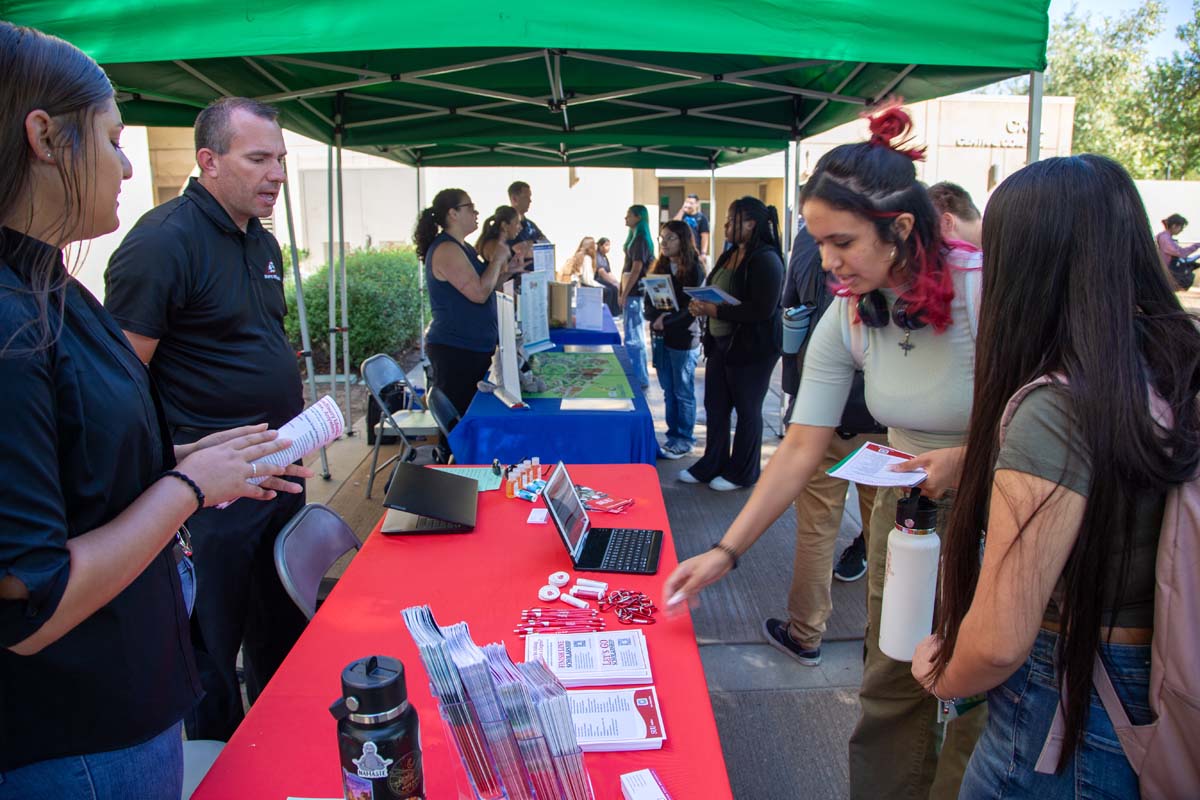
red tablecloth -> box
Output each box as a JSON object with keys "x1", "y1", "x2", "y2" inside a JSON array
[{"x1": 192, "y1": 464, "x2": 731, "y2": 800}]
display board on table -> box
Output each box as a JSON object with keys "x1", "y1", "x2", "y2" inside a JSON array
[
  {"x1": 524, "y1": 352, "x2": 635, "y2": 409},
  {"x1": 492, "y1": 291, "x2": 524, "y2": 408},
  {"x1": 519, "y1": 271, "x2": 554, "y2": 354}
]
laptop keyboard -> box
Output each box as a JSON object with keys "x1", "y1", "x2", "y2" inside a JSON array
[
  {"x1": 599, "y1": 528, "x2": 656, "y2": 571},
  {"x1": 415, "y1": 516, "x2": 460, "y2": 531}
]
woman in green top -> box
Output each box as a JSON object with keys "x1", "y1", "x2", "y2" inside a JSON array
[{"x1": 913, "y1": 155, "x2": 1199, "y2": 796}]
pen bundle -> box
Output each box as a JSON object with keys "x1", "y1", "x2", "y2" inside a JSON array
[{"x1": 402, "y1": 605, "x2": 594, "y2": 800}]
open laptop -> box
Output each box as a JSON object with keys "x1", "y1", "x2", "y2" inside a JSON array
[
  {"x1": 542, "y1": 462, "x2": 662, "y2": 574},
  {"x1": 381, "y1": 463, "x2": 478, "y2": 534}
]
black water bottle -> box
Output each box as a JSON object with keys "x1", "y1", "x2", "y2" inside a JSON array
[{"x1": 329, "y1": 655, "x2": 424, "y2": 800}]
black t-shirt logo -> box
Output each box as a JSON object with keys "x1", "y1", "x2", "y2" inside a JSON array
[{"x1": 263, "y1": 260, "x2": 281, "y2": 281}]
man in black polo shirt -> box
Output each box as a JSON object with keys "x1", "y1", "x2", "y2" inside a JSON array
[{"x1": 104, "y1": 97, "x2": 306, "y2": 742}]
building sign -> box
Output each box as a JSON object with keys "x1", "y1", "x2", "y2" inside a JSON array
[{"x1": 956, "y1": 118, "x2": 1045, "y2": 149}]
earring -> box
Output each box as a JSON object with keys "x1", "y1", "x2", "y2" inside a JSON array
[{"x1": 889, "y1": 247, "x2": 897, "y2": 262}]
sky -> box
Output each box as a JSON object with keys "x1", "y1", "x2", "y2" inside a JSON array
[{"x1": 1048, "y1": 0, "x2": 1195, "y2": 61}]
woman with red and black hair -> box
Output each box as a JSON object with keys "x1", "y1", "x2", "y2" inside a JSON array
[{"x1": 665, "y1": 106, "x2": 985, "y2": 799}]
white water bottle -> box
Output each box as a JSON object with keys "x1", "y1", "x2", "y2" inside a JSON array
[{"x1": 879, "y1": 488, "x2": 941, "y2": 661}]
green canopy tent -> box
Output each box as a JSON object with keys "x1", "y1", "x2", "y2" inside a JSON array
[{"x1": 4, "y1": 0, "x2": 1049, "y2": 471}]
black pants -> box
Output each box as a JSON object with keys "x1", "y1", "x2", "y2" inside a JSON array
[
  {"x1": 427, "y1": 342, "x2": 494, "y2": 417},
  {"x1": 689, "y1": 342, "x2": 778, "y2": 487},
  {"x1": 179, "y1": 459, "x2": 307, "y2": 741}
]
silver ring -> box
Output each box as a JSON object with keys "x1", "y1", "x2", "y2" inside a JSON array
[{"x1": 251, "y1": 463, "x2": 258, "y2": 477}]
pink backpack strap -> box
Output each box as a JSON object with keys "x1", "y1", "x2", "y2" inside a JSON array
[{"x1": 998, "y1": 374, "x2": 1062, "y2": 447}]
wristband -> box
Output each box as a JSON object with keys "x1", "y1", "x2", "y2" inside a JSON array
[
  {"x1": 710, "y1": 542, "x2": 739, "y2": 569},
  {"x1": 163, "y1": 470, "x2": 205, "y2": 512}
]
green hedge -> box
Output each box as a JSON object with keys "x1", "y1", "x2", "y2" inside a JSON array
[{"x1": 284, "y1": 246, "x2": 429, "y2": 374}]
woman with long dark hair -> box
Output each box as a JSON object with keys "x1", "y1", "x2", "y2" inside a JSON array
[
  {"x1": 0, "y1": 23, "x2": 308, "y2": 798},
  {"x1": 665, "y1": 108, "x2": 986, "y2": 799},
  {"x1": 911, "y1": 155, "x2": 1198, "y2": 797},
  {"x1": 415, "y1": 188, "x2": 517, "y2": 415},
  {"x1": 647, "y1": 220, "x2": 705, "y2": 458},
  {"x1": 474, "y1": 204, "x2": 522, "y2": 266},
  {"x1": 678, "y1": 197, "x2": 784, "y2": 489},
  {"x1": 618, "y1": 205, "x2": 656, "y2": 389}
]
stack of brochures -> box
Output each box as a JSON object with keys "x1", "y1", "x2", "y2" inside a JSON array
[
  {"x1": 403, "y1": 605, "x2": 594, "y2": 800},
  {"x1": 570, "y1": 687, "x2": 666, "y2": 751},
  {"x1": 524, "y1": 630, "x2": 653, "y2": 687}
]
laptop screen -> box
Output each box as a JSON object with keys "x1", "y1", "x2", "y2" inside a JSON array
[{"x1": 543, "y1": 462, "x2": 590, "y2": 560}]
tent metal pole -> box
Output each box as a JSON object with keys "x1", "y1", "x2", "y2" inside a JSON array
[
  {"x1": 281, "y1": 177, "x2": 330, "y2": 478},
  {"x1": 416, "y1": 164, "x2": 426, "y2": 361},
  {"x1": 783, "y1": 144, "x2": 791, "y2": 253},
  {"x1": 709, "y1": 164, "x2": 716, "y2": 261},
  {"x1": 326, "y1": 146, "x2": 337, "y2": 435},
  {"x1": 335, "y1": 128, "x2": 354, "y2": 435},
  {"x1": 793, "y1": 136, "x2": 802, "y2": 230},
  {"x1": 1026, "y1": 71, "x2": 1044, "y2": 164}
]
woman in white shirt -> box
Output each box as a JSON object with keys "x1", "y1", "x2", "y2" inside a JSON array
[{"x1": 665, "y1": 106, "x2": 985, "y2": 800}]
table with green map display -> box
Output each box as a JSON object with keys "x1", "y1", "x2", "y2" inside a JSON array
[{"x1": 523, "y1": 352, "x2": 634, "y2": 399}]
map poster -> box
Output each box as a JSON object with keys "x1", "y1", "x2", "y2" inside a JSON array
[
  {"x1": 524, "y1": 352, "x2": 634, "y2": 399},
  {"x1": 519, "y1": 271, "x2": 553, "y2": 353}
]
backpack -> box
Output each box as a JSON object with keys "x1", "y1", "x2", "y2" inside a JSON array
[
  {"x1": 1167, "y1": 256, "x2": 1196, "y2": 291},
  {"x1": 1001, "y1": 375, "x2": 1200, "y2": 798}
]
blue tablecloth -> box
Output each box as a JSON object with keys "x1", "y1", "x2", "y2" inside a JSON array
[
  {"x1": 448, "y1": 344, "x2": 658, "y2": 465},
  {"x1": 548, "y1": 305, "x2": 622, "y2": 347}
]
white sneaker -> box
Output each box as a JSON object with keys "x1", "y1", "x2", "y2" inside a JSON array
[
  {"x1": 677, "y1": 468, "x2": 701, "y2": 484},
  {"x1": 709, "y1": 476, "x2": 743, "y2": 492}
]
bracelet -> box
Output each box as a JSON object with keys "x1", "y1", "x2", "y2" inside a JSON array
[
  {"x1": 163, "y1": 470, "x2": 205, "y2": 512},
  {"x1": 710, "y1": 542, "x2": 739, "y2": 570}
]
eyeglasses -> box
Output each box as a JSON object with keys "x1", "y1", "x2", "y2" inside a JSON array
[
  {"x1": 454, "y1": 202, "x2": 476, "y2": 212},
  {"x1": 659, "y1": 235, "x2": 680, "y2": 243}
]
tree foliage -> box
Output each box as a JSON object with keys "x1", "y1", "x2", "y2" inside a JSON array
[
  {"x1": 1140, "y1": 2, "x2": 1200, "y2": 179},
  {"x1": 284, "y1": 245, "x2": 429, "y2": 374},
  {"x1": 1044, "y1": 2, "x2": 1164, "y2": 177},
  {"x1": 1043, "y1": 1, "x2": 1200, "y2": 179}
]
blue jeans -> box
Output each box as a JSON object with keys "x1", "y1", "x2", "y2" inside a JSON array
[
  {"x1": 959, "y1": 628, "x2": 1150, "y2": 800},
  {"x1": 0, "y1": 721, "x2": 183, "y2": 800},
  {"x1": 622, "y1": 295, "x2": 649, "y2": 388},
  {"x1": 651, "y1": 337, "x2": 699, "y2": 448}
]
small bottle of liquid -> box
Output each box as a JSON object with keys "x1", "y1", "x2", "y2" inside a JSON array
[
  {"x1": 505, "y1": 477, "x2": 515, "y2": 498},
  {"x1": 879, "y1": 488, "x2": 941, "y2": 661}
]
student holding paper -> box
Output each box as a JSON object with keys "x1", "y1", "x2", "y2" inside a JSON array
[
  {"x1": 665, "y1": 107, "x2": 984, "y2": 800},
  {"x1": 646, "y1": 220, "x2": 706, "y2": 459},
  {"x1": 678, "y1": 196, "x2": 784, "y2": 491},
  {"x1": 0, "y1": 24, "x2": 308, "y2": 797}
]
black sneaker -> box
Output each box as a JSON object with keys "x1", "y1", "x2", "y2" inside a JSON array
[
  {"x1": 762, "y1": 618, "x2": 822, "y2": 666},
  {"x1": 833, "y1": 533, "x2": 867, "y2": 582}
]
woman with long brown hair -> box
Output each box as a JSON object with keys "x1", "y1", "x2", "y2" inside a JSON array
[
  {"x1": 0, "y1": 23, "x2": 307, "y2": 798},
  {"x1": 912, "y1": 155, "x2": 1198, "y2": 797}
]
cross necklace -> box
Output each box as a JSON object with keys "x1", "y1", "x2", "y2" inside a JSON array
[{"x1": 898, "y1": 330, "x2": 915, "y2": 356}]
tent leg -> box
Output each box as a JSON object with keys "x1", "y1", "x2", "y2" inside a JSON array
[
  {"x1": 326, "y1": 146, "x2": 338, "y2": 439},
  {"x1": 416, "y1": 165, "x2": 425, "y2": 362},
  {"x1": 1026, "y1": 71, "x2": 1044, "y2": 164},
  {"x1": 282, "y1": 177, "x2": 331, "y2": 479},
  {"x1": 336, "y1": 133, "x2": 354, "y2": 436},
  {"x1": 709, "y1": 165, "x2": 717, "y2": 260},
  {"x1": 783, "y1": 144, "x2": 791, "y2": 253}
]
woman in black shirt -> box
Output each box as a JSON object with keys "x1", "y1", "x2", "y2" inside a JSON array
[
  {"x1": 680, "y1": 197, "x2": 784, "y2": 490},
  {"x1": 0, "y1": 24, "x2": 308, "y2": 799},
  {"x1": 646, "y1": 220, "x2": 706, "y2": 459}
]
